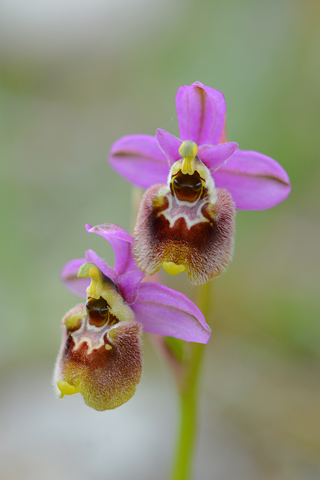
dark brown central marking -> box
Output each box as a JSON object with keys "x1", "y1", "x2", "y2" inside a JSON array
[
  {"x1": 171, "y1": 170, "x2": 203, "y2": 202},
  {"x1": 86, "y1": 296, "x2": 110, "y2": 327}
]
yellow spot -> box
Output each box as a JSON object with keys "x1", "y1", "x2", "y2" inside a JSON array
[
  {"x1": 105, "y1": 344, "x2": 112, "y2": 351},
  {"x1": 152, "y1": 195, "x2": 166, "y2": 209},
  {"x1": 64, "y1": 312, "x2": 82, "y2": 330},
  {"x1": 163, "y1": 262, "x2": 186, "y2": 275},
  {"x1": 57, "y1": 381, "x2": 79, "y2": 396},
  {"x1": 108, "y1": 328, "x2": 117, "y2": 341},
  {"x1": 179, "y1": 141, "x2": 198, "y2": 175}
]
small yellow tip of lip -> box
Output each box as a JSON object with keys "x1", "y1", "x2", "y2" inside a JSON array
[
  {"x1": 57, "y1": 381, "x2": 79, "y2": 396},
  {"x1": 163, "y1": 262, "x2": 186, "y2": 275}
]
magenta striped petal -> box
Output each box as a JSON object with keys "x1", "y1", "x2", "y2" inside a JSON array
[
  {"x1": 198, "y1": 142, "x2": 238, "y2": 172},
  {"x1": 132, "y1": 283, "x2": 211, "y2": 343},
  {"x1": 214, "y1": 150, "x2": 291, "y2": 210},
  {"x1": 156, "y1": 129, "x2": 182, "y2": 165},
  {"x1": 109, "y1": 135, "x2": 169, "y2": 188},
  {"x1": 176, "y1": 81, "x2": 226, "y2": 146}
]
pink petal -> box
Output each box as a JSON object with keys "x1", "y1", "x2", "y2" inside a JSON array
[
  {"x1": 176, "y1": 81, "x2": 226, "y2": 146},
  {"x1": 109, "y1": 135, "x2": 169, "y2": 188},
  {"x1": 117, "y1": 270, "x2": 145, "y2": 305},
  {"x1": 85, "y1": 224, "x2": 142, "y2": 278},
  {"x1": 214, "y1": 150, "x2": 291, "y2": 210},
  {"x1": 218, "y1": 118, "x2": 228, "y2": 144},
  {"x1": 156, "y1": 129, "x2": 182, "y2": 166},
  {"x1": 61, "y1": 258, "x2": 88, "y2": 298},
  {"x1": 132, "y1": 283, "x2": 211, "y2": 343},
  {"x1": 198, "y1": 142, "x2": 238, "y2": 172}
]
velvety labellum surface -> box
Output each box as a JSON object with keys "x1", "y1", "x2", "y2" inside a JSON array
[
  {"x1": 55, "y1": 283, "x2": 143, "y2": 411},
  {"x1": 134, "y1": 171, "x2": 236, "y2": 285}
]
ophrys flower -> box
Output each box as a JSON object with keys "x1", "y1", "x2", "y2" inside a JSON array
[
  {"x1": 54, "y1": 223, "x2": 211, "y2": 410},
  {"x1": 109, "y1": 82, "x2": 291, "y2": 284}
]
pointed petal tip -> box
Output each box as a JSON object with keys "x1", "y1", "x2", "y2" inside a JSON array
[
  {"x1": 85, "y1": 223, "x2": 141, "y2": 278},
  {"x1": 132, "y1": 283, "x2": 211, "y2": 343},
  {"x1": 198, "y1": 141, "x2": 238, "y2": 172},
  {"x1": 214, "y1": 149, "x2": 291, "y2": 210},
  {"x1": 156, "y1": 129, "x2": 181, "y2": 165},
  {"x1": 176, "y1": 82, "x2": 226, "y2": 146},
  {"x1": 86, "y1": 222, "x2": 133, "y2": 241}
]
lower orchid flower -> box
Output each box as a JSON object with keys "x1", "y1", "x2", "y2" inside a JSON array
[
  {"x1": 53, "y1": 223, "x2": 210, "y2": 411},
  {"x1": 109, "y1": 81, "x2": 291, "y2": 285}
]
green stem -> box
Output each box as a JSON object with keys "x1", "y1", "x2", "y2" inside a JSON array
[{"x1": 170, "y1": 282, "x2": 212, "y2": 480}]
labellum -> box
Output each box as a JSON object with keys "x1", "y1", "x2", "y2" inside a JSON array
[
  {"x1": 133, "y1": 141, "x2": 236, "y2": 285},
  {"x1": 54, "y1": 263, "x2": 142, "y2": 411}
]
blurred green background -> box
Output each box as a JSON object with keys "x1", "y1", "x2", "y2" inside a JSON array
[{"x1": 1, "y1": 0, "x2": 319, "y2": 478}]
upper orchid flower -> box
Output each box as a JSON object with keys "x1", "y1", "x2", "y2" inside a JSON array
[
  {"x1": 109, "y1": 81, "x2": 290, "y2": 210},
  {"x1": 54, "y1": 223, "x2": 210, "y2": 411},
  {"x1": 109, "y1": 82, "x2": 291, "y2": 284}
]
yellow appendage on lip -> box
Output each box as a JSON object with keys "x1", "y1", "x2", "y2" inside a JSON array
[
  {"x1": 64, "y1": 311, "x2": 83, "y2": 330},
  {"x1": 57, "y1": 380, "x2": 79, "y2": 396},
  {"x1": 179, "y1": 141, "x2": 198, "y2": 175},
  {"x1": 163, "y1": 262, "x2": 186, "y2": 275}
]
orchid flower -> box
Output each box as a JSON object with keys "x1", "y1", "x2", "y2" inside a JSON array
[
  {"x1": 53, "y1": 223, "x2": 210, "y2": 411},
  {"x1": 109, "y1": 81, "x2": 291, "y2": 285}
]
